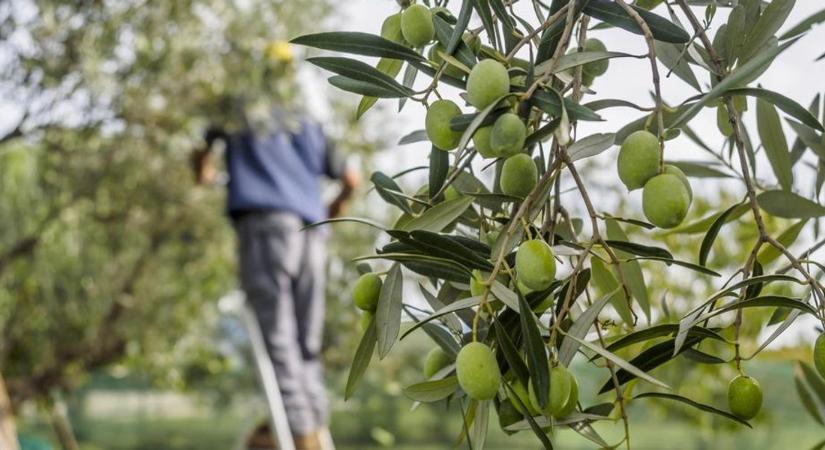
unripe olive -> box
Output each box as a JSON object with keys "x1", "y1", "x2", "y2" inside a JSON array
[
  {"x1": 401, "y1": 4, "x2": 435, "y2": 47},
  {"x1": 490, "y1": 113, "x2": 527, "y2": 157},
  {"x1": 423, "y1": 347, "x2": 452, "y2": 378},
  {"x1": 473, "y1": 126, "x2": 497, "y2": 158},
  {"x1": 510, "y1": 380, "x2": 539, "y2": 415},
  {"x1": 381, "y1": 13, "x2": 405, "y2": 44},
  {"x1": 515, "y1": 239, "x2": 556, "y2": 291},
  {"x1": 428, "y1": 43, "x2": 465, "y2": 79},
  {"x1": 500, "y1": 154, "x2": 537, "y2": 198},
  {"x1": 582, "y1": 38, "x2": 609, "y2": 78},
  {"x1": 728, "y1": 375, "x2": 762, "y2": 420},
  {"x1": 663, "y1": 164, "x2": 693, "y2": 202},
  {"x1": 557, "y1": 371, "x2": 579, "y2": 417},
  {"x1": 642, "y1": 173, "x2": 691, "y2": 229},
  {"x1": 352, "y1": 273, "x2": 382, "y2": 311},
  {"x1": 547, "y1": 366, "x2": 574, "y2": 416},
  {"x1": 444, "y1": 185, "x2": 461, "y2": 201},
  {"x1": 426, "y1": 99, "x2": 462, "y2": 151},
  {"x1": 617, "y1": 130, "x2": 660, "y2": 191},
  {"x1": 359, "y1": 310, "x2": 374, "y2": 333},
  {"x1": 456, "y1": 342, "x2": 501, "y2": 400},
  {"x1": 581, "y1": 71, "x2": 596, "y2": 87},
  {"x1": 527, "y1": 366, "x2": 578, "y2": 417},
  {"x1": 466, "y1": 59, "x2": 510, "y2": 109},
  {"x1": 815, "y1": 333, "x2": 825, "y2": 379}
]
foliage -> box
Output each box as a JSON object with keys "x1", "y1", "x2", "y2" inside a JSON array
[
  {"x1": 295, "y1": 0, "x2": 825, "y2": 448},
  {"x1": 0, "y1": 0, "x2": 376, "y2": 410}
]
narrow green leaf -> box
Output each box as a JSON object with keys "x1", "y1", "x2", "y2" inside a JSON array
[
  {"x1": 401, "y1": 295, "x2": 484, "y2": 340},
  {"x1": 568, "y1": 133, "x2": 616, "y2": 163},
  {"x1": 605, "y1": 240, "x2": 673, "y2": 260},
  {"x1": 630, "y1": 256, "x2": 722, "y2": 277},
  {"x1": 502, "y1": 383, "x2": 555, "y2": 449},
  {"x1": 493, "y1": 319, "x2": 530, "y2": 387},
  {"x1": 757, "y1": 219, "x2": 807, "y2": 264},
  {"x1": 345, "y1": 319, "x2": 377, "y2": 399},
  {"x1": 292, "y1": 32, "x2": 426, "y2": 62},
  {"x1": 656, "y1": 41, "x2": 701, "y2": 91},
  {"x1": 699, "y1": 202, "x2": 745, "y2": 266},
  {"x1": 565, "y1": 333, "x2": 671, "y2": 390},
  {"x1": 757, "y1": 190, "x2": 825, "y2": 218},
  {"x1": 372, "y1": 172, "x2": 412, "y2": 213},
  {"x1": 328, "y1": 75, "x2": 406, "y2": 98},
  {"x1": 539, "y1": 51, "x2": 637, "y2": 75},
  {"x1": 699, "y1": 295, "x2": 817, "y2": 320},
  {"x1": 376, "y1": 263, "x2": 403, "y2": 359},
  {"x1": 670, "y1": 38, "x2": 800, "y2": 128},
  {"x1": 601, "y1": 324, "x2": 727, "y2": 356},
  {"x1": 559, "y1": 289, "x2": 618, "y2": 366},
  {"x1": 399, "y1": 129, "x2": 429, "y2": 145},
  {"x1": 304, "y1": 216, "x2": 385, "y2": 230},
  {"x1": 591, "y1": 258, "x2": 634, "y2": 324},
  {"x1": 471, "y1": 0, "x2": 498, "y2": 49},
  {"x1": 403, "y1": 376, "x2": 459, "y2": 402},
  {"x1": 740, "y1": 0, "x2": 795, "y2": 61},
  {"x1": 600, "y1": 335, "x2": 703, "y2": 393},
  {"x1": 757, "y1": 97, "x2": 794, "y2": 190},
  {"x1": 780, "y1": 7, "x2": 825, "y2": 40},
  {"x1": 634, "y1": 392, "x2": 752, "y2": 427},
  {"x1": 433, "y1": 15, "x2": 476, "y2": 69},
  {"x1": 728, "y1": 87, "x2": 824, "y2": 132},
  {"x1": 795, "y1": 361, "x2": 825, "y2": 425},
  {"x1": 583, "y1": 0, "x2": 690, "y2": 43},
  {"x1": 401, "y1": 196, "x2": 475, "y2": 232},
  {"x1": 429, "y1": 147, "x2": 449, "y2": 199},
  {"x1": 520, "y1": 294, "x2": 549, "y2": 408},
  {"x1": 787, "y1": 120, "x2": 825, "y2": 159},
  {"x1": 471, "y1": 399, "x2": 490, "y2": 450},
  {"x1": 310, "y1": 57, "x2": 414, "y2": 97},
  {"x1": 606, "y1": 221, "x2": 652, "y2": 320},
  {"x1": 668, "y1": 161, "x2": 733, "y2": 178},
  {"x1": 447, "y1": 0, "x2": 473, "y2": 54}
]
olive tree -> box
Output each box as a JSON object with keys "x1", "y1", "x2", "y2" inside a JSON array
[
  {"x1": 294, "y1": 0, "x2": 825, "y2": 448},
  {"x1": 0, "y1": 0, "x2": 348, "y2": 445}
]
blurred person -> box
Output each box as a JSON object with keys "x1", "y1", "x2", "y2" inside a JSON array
[{"x1": 192, "y1": 41, "x2": 360, "y2": 450}]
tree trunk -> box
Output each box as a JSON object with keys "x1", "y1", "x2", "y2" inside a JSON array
[
  {"x1": 49, "y1": 397, "x2": 79, "y2": 450},
  {"x1": 0, "y1": 371, "x2": 20, "y2": 450}
]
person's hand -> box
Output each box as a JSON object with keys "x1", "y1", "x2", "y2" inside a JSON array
[
  {"x1": 327, "y1": 197, "x2": 345, "y2": 219},
  {"x1": 327, "y1": 168, "x2": 361, "y2": 218},
  {"x1": 191, "y1": 149, "x2": 216, "y2": 185}
]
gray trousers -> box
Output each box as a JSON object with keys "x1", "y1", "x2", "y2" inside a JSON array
[{"x1": 235, "y1": 211, "x2": 328, "y2": 435}]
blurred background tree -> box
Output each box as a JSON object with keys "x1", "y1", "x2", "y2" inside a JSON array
[{"x1": 0, "y1": 1, "x2": 392, "y2": 447}]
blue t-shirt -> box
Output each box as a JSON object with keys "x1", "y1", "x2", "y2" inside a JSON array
[{"x1": 207, "y1": 116, "x2": 343, "y2": 224}]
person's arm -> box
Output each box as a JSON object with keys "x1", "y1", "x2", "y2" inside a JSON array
[
  {"x1": 322, "y1": 139, "x2": 361, "y2": 218},
  {"x1": 191, "y1": 127, "x2": 225, "y2": 185},
  {"x1": 328, "y1": 167, "x2": 360, "y2": 218}
]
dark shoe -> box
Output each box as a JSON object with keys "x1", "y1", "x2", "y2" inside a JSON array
[{"x1": 246, "y1": 423, "x2": 277, "y2": 450}]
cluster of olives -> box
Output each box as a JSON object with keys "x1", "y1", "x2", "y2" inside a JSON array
[
  {"x1": 394, "y1": 2, "x2": 537, "y2": 200},
  {"x1": 617, "y1": 130, "x2": 693, "y2": 229},
  {"x1": 352, "y1": 272, "x2": 383, "y2": 331}
]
